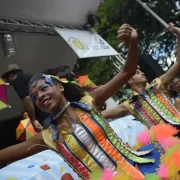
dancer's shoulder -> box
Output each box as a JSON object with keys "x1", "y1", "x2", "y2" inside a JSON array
[
  {"x1": 80, "y1": 95, "x2": 96, "y2": 107},
  {"x1": 42, "y1": 128, "x2": 58, "y2": 151}
]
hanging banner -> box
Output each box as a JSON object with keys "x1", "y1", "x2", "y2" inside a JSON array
[{"x1": 55, "y1": 28, "x2": 118, "y2": 58}]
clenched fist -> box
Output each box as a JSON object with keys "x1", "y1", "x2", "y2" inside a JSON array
[{"x1": 117, "y1": 24, "x2": 138, "y2": 45}]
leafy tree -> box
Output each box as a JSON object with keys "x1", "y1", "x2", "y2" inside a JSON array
[
  {"x1": 76, "y1": 0, "x2": 180, "y2": 102},
  {"x1": 96, "y1": 0, "x2": 180, "y2": 65}
]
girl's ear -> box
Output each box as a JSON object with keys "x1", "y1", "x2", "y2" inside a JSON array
[
  {"x1": 128, "y1": 79, "x2": 133, "y2": 85},
  {"x1": 58, "y1": 83, "x2": 64, "y2": 92}
]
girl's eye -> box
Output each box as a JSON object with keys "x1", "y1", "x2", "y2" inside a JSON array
[{"x1": 41, "y1": 85, "x2": 49, "y2": 91}]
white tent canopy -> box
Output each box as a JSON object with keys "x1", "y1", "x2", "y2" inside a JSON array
[{"x1": 0, "y1": 0, "x2": 101, "y2": 27}]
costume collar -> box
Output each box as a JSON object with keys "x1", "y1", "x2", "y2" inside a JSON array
[{"x1": 131, "y1": 82, "x2": 150, "y2": 96}]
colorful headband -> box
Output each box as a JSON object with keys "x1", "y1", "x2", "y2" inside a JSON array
[
  {"x1": 43, "y1": 74, "x2": 68, "y2": 84},
  {"x1": 29, "y1": 74, "x2": 61, "y2": 102}
]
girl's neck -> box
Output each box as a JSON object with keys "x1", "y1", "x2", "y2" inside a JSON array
[
  {"x1": 56, "y1": 105, "x2": 79, "y2": 125},
  {"x1": 132, "y1": 83, "x2": 146, "y2": 93},
  {"x1": 136, "y1": 86, "x2": 146, "y2": 93},
  {"x1": 52, "y1": 101, "x2": 70, "y2": 121}
]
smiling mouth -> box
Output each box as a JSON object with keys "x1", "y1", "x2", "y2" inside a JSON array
[{"x1": 42, "y1": 98, "x2": 51, "y2": 107}]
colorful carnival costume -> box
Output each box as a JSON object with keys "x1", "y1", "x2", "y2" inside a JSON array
[
  {"x1": 124, "y1": 78, "x2": 180, "y2": 129},
  {"x1": 60, "y1": 75, "x2": 97, "y2": 92},
  {"x1": 42, "y1": 94, "x2": 180, "y2": 180}
]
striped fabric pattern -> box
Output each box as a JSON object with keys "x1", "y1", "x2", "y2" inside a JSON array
[
  {"x1": 125, "y1": 80, "x2": 180, "y2": 129},
  {"x1": 52, "y1": 104, "x2": 150, "y2": 180}
]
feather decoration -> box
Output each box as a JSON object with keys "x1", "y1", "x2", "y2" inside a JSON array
[
  {"x1": 150, "y1": 124, "x2": 178, "y2": 140},
  {"x1": 144, "y1": 174, "x2": 160, "y2": 180},
  {"x1": 157, "y1": 164, "x2": 168, "y2": 178},
  {"x1": 100, "y1": 168, "x2": 113, "y2": 180},
  {"x1": 136, "y1": 130, "x2": 150, "y2": 145},
  {"x1": 112, "y1": 172, "x2": 131, "y2": 180},
  {"x1": 157, "y1": 137, "x2": 180, "y2": 151}
]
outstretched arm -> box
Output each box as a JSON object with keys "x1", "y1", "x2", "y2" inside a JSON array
[
  {"x1": 160, "y1": 23, "x2": 180, "y2": 88},
  {"x1": 0, "y1": 132, "x2": 47, "y2": 166},
  {"x1": 90, "y1": 24, "x2": 139, "y2": 106},
  {"x1": 23, "y1": 97, "x2": 43, "y2": 132},
  {"x1": 101, "y1": 103, "x2": 130, "y2": 120}
]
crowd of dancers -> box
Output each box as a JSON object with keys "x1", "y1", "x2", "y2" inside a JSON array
[{"x1": 0, "y1": 22, "x2": 180, "y2": 179}]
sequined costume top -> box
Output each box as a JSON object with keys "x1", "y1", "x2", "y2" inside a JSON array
[
  {"x1": 42, "y1": 95, "x2": 162, "y2": 180},
  {"x1": 124, "y1": 78, "x2": 180, "y2": 129}
]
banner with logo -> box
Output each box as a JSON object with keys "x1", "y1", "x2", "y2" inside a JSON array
[{"x1": 55, "y1": 28, "x2": 118, "y2": 58}]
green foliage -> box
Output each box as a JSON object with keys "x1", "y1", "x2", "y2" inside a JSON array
[
  {"x1": 95, "y1": 0, "x2": 180, "y2": 62},
  {"x1": 76, "y1": 0, "x2": 180, "y2": 101}
]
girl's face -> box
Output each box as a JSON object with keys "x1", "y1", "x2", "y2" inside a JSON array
[{"x1": 29, "y1": 79, "x2": 64, "y2": 114}]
